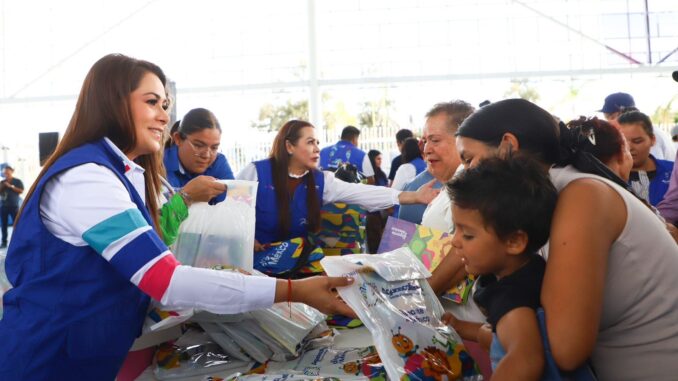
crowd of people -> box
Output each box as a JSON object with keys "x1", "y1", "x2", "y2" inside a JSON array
[{"x1": 0, "y1": 53, "x2": 677, "y2": 381}]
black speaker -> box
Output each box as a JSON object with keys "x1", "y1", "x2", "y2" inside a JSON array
[{"x1": 39, "y1": 132, "x2": 59, "y2": 166}]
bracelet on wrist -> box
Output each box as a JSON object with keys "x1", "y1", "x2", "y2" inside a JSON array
[{"x1": 178, "y1": 188, "x2": 193, "y2": 206}]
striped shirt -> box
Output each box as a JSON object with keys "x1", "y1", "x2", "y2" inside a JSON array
[{"x1": 40, "y1": 138, "x2": 275, "y2": 314}]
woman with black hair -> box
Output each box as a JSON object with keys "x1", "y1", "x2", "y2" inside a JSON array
[
  {"x1": 237, "y1": 120, "x2": 439, "y2": 251},
  {"x1": 164, "y1": 108, "x2": 234, "y2": 204},
  {"x1": 391, "y1": 137, "x2": 426, "y2": 191},
  {"x1": 618, "y1": 110, "x2": 674, "y2": 207},
  {"x1": 445, "y1": 98, "x2": 678, "y2": 380},
  {"x1": 368, "y1": 149, "x2": 388, "y2": 187}
]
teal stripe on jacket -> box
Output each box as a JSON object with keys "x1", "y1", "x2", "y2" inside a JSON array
[{"x1": 83, "y1": 209, "x2": 149, "y2": 254}]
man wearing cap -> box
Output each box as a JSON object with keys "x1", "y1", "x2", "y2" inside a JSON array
[
  {"x1": 0, "y1": 165, "x2": 23, "y2": 248},
  {"x1": 600, "y1": 92, "x2": 676, "y2": 161}
]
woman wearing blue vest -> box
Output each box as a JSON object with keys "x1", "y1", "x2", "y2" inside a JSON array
[
  {"x1": 237, "y1": 120, "x2": 439, "y2": 251},
  {"x1": 164, "y1": 107, "x2": 233, "y2": 204},
  {"x1": 391, "y1": 137, "x2": 427, "y2": 191},
  {"x1": 0, "y1": 54, "x2": 354, "y2": 380}
]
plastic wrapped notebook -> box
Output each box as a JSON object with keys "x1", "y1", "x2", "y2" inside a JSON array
[
  {"x1": 321, "y1": 247, "x2": 483, "y2": 381},
  {"x1": 174, "y1": 180, "x2": 258, "y2": 272},
  {"x1": 153, "y1": 328, "x2": 253, "y2": 380},
  {"x1": 265, "y1": 346, "x2": 387, "y2": 380}
]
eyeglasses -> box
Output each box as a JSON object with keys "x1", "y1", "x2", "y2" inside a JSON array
[{"x1": 186, "y1": 139, "x2": 219, "y2": 158}]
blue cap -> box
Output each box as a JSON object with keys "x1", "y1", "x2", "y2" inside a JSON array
[{"x1": 599, "y1": 92, "x2": 635, "y2": 113}]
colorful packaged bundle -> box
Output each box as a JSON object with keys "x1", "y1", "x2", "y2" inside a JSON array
[
  {"x1": 222, "y1": 373, "x2": 361, "y2": 381},
  {"x1": 254, "y1": 237, "x2": 325, "y2": 277},
  {"x1": 325, "y1": 314, "x2": 363, "y2": 329},
  {"x1": 378, "y1": 217, "x2": 475, "y2": 304},
  {"x1": 321, "y1": 248, "x2": 482, "y2": 381},
  {"x1": 263, "y1": 346, "x2": 386, "y2": 380},
  {"x1": 319, "y1": 202, "x2": 365, "y2": 233}
]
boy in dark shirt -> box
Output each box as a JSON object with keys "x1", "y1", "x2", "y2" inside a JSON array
[{"x1": 441, "y1": 155, "x2": 557, "y2": 381}]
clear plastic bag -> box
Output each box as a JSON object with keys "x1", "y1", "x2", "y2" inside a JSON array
[
  {"x1": 200, "y1": 322, "x2": 252, "y2": 362},
  {"x1": 219, "y1": 322, "x2": 274, "y2": 364},
  {"x1": 321, "y1": 247, "x2": 483, "y2": 381},
  {"x1": 250, "y1": 299, "x2": 326, "y2": 355},
  {"x1": 265, "y1": 346, "x2": 386, "y2": 380},
  {"x1": 153, "y1": 328, "x2": 252, "y2": 380},
  {"x1": 222, "y1": 373, "x2": 366, "y2": 381},
  {"x1": 174, "y1": 180, "x2": 257, "y2": 271}
]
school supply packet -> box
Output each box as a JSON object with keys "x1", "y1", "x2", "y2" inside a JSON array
[
  {"x1": 321, "y1": 247, "x2": 482, "y2": 381},
  {"x1": 378, "y1": 216, "x2": 475, "y2": 304},
  {"x1": 174, "y1": 180, "x2": 258, "y2": 271}
]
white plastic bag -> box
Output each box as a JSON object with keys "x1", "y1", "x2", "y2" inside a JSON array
[
  {"x1": 174, "y1": 180, "x2": 257, "y2": 271},
  {"x1": 321, "y1": 247, "x2": 483, "y2": 381}
]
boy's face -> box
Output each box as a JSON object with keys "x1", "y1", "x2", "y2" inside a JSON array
[{"x1": 451, "y1": 205, "x2": 510, "y2": 277}]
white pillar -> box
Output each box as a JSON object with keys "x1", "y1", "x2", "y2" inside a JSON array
[{"x1": 307, "y1": 0, "x2": 322, "y2": 137}]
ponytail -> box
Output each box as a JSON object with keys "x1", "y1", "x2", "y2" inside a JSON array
[{"x1": 557, "y1": 117, "x2": 640, "y2": 197}]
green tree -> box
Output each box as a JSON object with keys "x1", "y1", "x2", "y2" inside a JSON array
[
  {"x1": 651, "y1": 95, "x2": 678, "y2": 129},
  {"x1": 251, "y1": 99, "x2": 309, "y2": 132},
  {"x1": 504, "y1": 78, "x2": 540, "y2": 102},
  {"x1": 358, "y1": 92, "x2": 397, "y2": 128}
]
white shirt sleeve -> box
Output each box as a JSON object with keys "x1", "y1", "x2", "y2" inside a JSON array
[
  {"x1": 41, "y1": 163, "x2": 146, "y2": 247},
  {"x1": 651, "y1": 127, "x2": 677, "y2": 162},
  {"x1": 361, "y1": 154, "x2": 375, "y2": 177},
  {"x1": 40, "y1": 163, "x2": 276, "y2": 315},
  {"x1": 160, "y1": 266, "x2": 276, "y2": 314},
  {"x1": 391, "y1": 163, "x2": 417, "y2": 191},
  {"x1": 322, "y1": 171, "x2": 401, "y2": 212},
  {"x1": 236, "y1": 162, "x2": 259, "y2": 181}
]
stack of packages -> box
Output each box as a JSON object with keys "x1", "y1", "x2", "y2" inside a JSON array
[
  {"x1": 145, "y1": 277, "x2": 331, "y2": 380},
  {"x1": 314, "y1": 203, "x2": 366, "y2": 257}
]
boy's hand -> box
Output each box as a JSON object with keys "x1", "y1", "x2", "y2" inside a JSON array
[
  {"x1": 442, "y1": 312, "x2": 459, "y2": 327},
  {"x1": 477, "y1": 323, "x2": 493, "y2": 352}
]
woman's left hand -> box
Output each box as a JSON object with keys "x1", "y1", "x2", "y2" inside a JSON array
[{"x1": 418, "y1": 180, "x2": 441, "y2": 204}]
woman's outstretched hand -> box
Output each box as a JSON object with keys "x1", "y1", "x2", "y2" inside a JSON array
[
  {"x1": 276, "y1": 276, "x2": 357, "y2": 318},
  {"x1": 398, "y1": 179, "x2": 441, "y2": 205}
]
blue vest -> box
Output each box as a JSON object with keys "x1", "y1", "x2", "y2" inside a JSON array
[
  {"x1": 254, "y1": 159, "x2": 325, "y2": 244},
  {"x1": 397, "y1": 170, "x2": 442, "y2": 224},
  {"x1": 393, "y1": 157, "x2": 428, "y2": 218},
  {"x1": 410, "y1": 157, "x2": 427, "y2": 175},
  {"x1": 319, "y1": 141, "x2": 367, "y2": 174},
  {"x1": 0, "y1": 139, "x2": 151, "y2": 380},
  {"x1": 649, "y1": 157, "x2": 674, "y2": 206}
]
